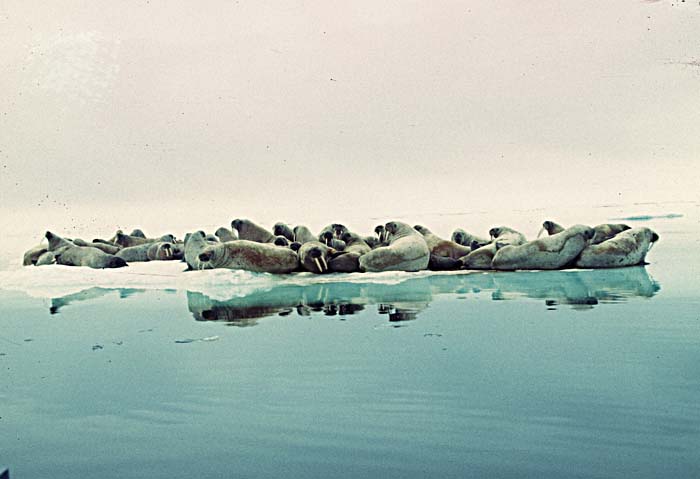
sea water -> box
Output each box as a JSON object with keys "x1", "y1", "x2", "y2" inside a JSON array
[{"x1": 1, "y1": 202, "x2": 699, "y2": 478}]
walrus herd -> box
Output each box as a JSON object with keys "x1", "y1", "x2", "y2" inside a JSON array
[{"x1": 22, "y1": 219, "x2": 659, "y2": 274}]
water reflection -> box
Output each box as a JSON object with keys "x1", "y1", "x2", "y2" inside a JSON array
[
  {"x1": 45, "y1": 268, "x2": 659, "y2": 319},
  {"x1": 186, "y1": 267, "x2": 660, "y2": 325}
]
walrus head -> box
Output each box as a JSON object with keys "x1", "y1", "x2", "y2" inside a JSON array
[
  {"x1": 489, "y1": 227, "x2": 502, "y2": 239},
  {"x1": 331, "y1": 224, "x2": 348, "y2": 239},
  {"x1": 413, "y1": 225, "x2": 428, "y2": 235},
  {"x1": 274, "y1": 236, "x2": 290, "y2": 247},
  {"x1": 307, "y1": 245, "x2": 329, "y2": 273},
  {"x1": 385, "y1": 222, "x2": 400, "y2": 235},
  {"x1": 231, "y1": 219, "x2": 244, "y2": 231},
  {"x1": 452, "y1": 230, "x2": 465, "y2": 245},
  {"x1": 321, "y1": 230, "x2": 334, "y2": 246},
  {"x1": 105, "y1": 256, "x2": 128, "y2": 268},
  {"x1": 130, "y1": 229, "x2": 146, "y2": 238},
  {"x1": 651, "y1": 231, "x2": 659, "y2": 243},
  {"x1": 374, "y1": 225, "x2": 386, "y2": 243},
  {"x1": 583, "y1": 227, "x2": 596, "y2": 241}
]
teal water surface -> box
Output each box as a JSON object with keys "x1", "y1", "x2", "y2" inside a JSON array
[{"x1": 1, "y1": 264, "x2": 699, "y2": 478}]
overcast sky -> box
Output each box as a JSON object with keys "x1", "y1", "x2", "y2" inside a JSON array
[{"x1": 1, "y1": 0, "x2": 699, "y2": 229}]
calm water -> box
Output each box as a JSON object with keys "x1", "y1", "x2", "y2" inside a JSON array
[{"x1": 1, "y1": 209, "x2": 699, "y2": 478}]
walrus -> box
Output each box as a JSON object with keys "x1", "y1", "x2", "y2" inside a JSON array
[
  {"x1": 575, "y1": 227, "x2": 659, "y2": 268},
  {"x1": 35, "y1": 250, "x2": 58, "y2": 266},
  {"x1": 459, "y1": 243, "x2": 499, "y2": 270},
  {"x1": 374, "y1": 225, "x2": 389, "y2": 244},
  {"x1": 23, "y1": 244, "x2": 48, "y2": 266},
  {"x1": 363, "y1": 236, "x2": 380, "y2": 249},
  {"x1": 537, "y1": 220, "x2": 566, "y2": 238},
  {"x1": 273, "y1": 223, "x2": 295, "y2": 242},
  {"x1": 273, "y1": 236, "x2": 292, "y2": 247},
  {"x1": 215, "y1": 227, "x2": 237, "y2": 243},
  {"x1": 451, "y1": 229, "x2": 490, "y2": 249},
  {"x1": 491, "y1": 225, "x2": 595, "y2": 270},
  {"x1": 72, "y1": 238, "x2": 121, "y2": 255},
  {"x1": 130, "y1": 229, "x2": 146, "y2": 238},
  {"x1": 320, "y1": 230, "x2": 346, "y2": 251},
  {"x1": 590, "y1": 223, "x2": 631, "y2": 245},
  {"x1": 292, "y1": 225, "x2": 316, "y2": 244},
  {"x1": 414, "y1": 225, "x2": 472, "y2": 259},
  {"x1": 428, "y1": 255, "x2": 463, "y2": 271},
  {"x1": 488, "y1": 226, "x2": 527, "y2": 246},
  {"x1": 114, "y1": 231, "x2": 157, "y2": 248},
  {"x1": 319, "y1": 224, "x2": 348, "y2": 240},
  {"x1": 197, "y1": 240, "x2": 299, "y2": 274},
  {"x1": 358, "y1": 221, "x2": 430, "y2": 272},
  {"x1": 298, "y1": 241, "x2": 338, "y2": 274},
  {"x1": 540, "y1": 220, "x2": 630, "y2": 245},
  {"x1": 45, "y1": 232, "x2": 127, "y2": 269},
  {"x1": 460, "y1": 226, "x2": 526, "y2": 269},
  {"x1": 184, "y1": 231, "x2": 219, "y2": 270},
  {"x1": 231, "y1": 219, "x2": 275, "y2": 243},
  {"x1": 328, "y1": 232, "x2": 372, "y2": 273},
  {"x1": 116, "y1": 242, "x2": 184, "y2": 262}
]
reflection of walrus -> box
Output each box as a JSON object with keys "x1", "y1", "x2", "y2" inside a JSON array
[
  {"x1": 298, "y1": 241, "x2": 338, "y2": 274},
  {"x1": 231, "y1": 219, "x2": 275, "y2": 243},
  {"x1": 328, "y1": 232, "x2": 371, "y2": 273},
  {"x1": 451, "y1": 229, "x2": 489, "y2": 248},
  {"x1": 575, "y1": 227, "x2": 658, "y2": 268},
  {"x1": 492, "y1": 225, "x2": 595, "y2": 270},
  {"x1": 359, "y1": 222, "x2": 429, "y2": 272},
  {"x1": 414, "y1": 225, "x2": 471, "y2": 259},
  {"x1": 197, "y1": 240, "x2": 299, "y2": 273}
]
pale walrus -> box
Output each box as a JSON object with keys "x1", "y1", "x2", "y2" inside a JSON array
[
  {"x1": 491, "y1": 225, "x2": 595, "y2": 270},
  {"x1": 184, "y1": 231, "x2": 219, "y2": 270},
  {"x1": 23, "y1": 244, "x2": 48, "y2": 266},
  {"x1": 414, "y1": 225, "x2": 472, "y2": 259},
  {"x1": 488, "y1": 226, "x2": 527, "y2": 246},
  {"x1": 460, "y1": 226, "x2": 526, "y2": 270},
  {"x1": 298, "y1": 241, "x2": 338, "y2": 274},
  {"x1": 215, "y1": 227, "x2": 237, "y2": 243},
  {"x1": 575, "y1": 227, "x2": 659, "y2": 268},
  {"x1": 358, "y1": 222, "x2": 430, "y2": 272},
  {"x1": 451, "y1": 229, "x2": 490, "y2": 249},
  {"x1": 231, "y1": 219, "x2": 275, "y2": 243},
  {"x1": 197, "y1": 240, "x2": 299, "y2": 274},
  {"x1": 540, "y1": 220, "x2": 630, "y2": 245},
  {"x1": 45, "y1": 232, "x2": 127, "y2": 269},
  {"x1": 328, "y1": 232, "x2": 372, "y2": 273}
]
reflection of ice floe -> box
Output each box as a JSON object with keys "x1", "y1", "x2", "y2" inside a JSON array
[
  {"x1": 9, "y1": 263, "x2": 660, "y2": 319},
  {"x1": 184, "y1": 267, "x2": 659, "y2": 324}
]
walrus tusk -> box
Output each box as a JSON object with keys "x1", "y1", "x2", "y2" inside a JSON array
[
  {"x1": 320, "y1": 255, "x2": 328, "y2": 271},
  {"x1": 537, "y1": 226, "x2": 545, "y2": 239},
  {"x1": 314, "y1": 257, "x2": 322, "y2": 273}
]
